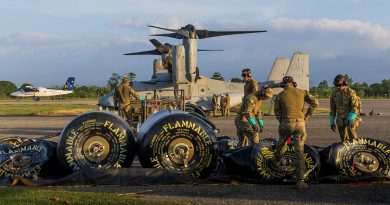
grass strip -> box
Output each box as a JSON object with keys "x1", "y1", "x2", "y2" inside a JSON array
[{"x1": 0, "y1": 104, "x2": 97, "y2": 116}]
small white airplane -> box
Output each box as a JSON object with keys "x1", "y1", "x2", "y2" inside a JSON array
[{"x1": 10, "y1": 77, "x2": 75, "y2": 101}]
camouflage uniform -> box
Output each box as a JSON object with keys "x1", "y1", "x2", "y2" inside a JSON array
[
  {"x1": 224, "y1": 94, "x2": 231, "y2": 117},
  {"x1": 244, "y1": 79, "x2": 259, "y2": 99},
  {"x1": 220, "y1": 95, "x2": 225, "y2": 117},
  {"x1": 273, "y1": 84, "x2": 319, "y2": 181},
  {"x1": 212, "y1": 94, "x2": 218, "y2": 117},
  {"x1": 235, "y1": 93, "x2": 263, "y2": 147},
  {"x1": 113, "y1": 80, "x2": 140, "y2": 125},
  {"x1": 330, "y1": 87, "x2": 360, "y2": 142}
]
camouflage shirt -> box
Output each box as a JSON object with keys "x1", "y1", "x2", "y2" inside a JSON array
[
  {"x1": 225, "y1": 95, "x2": 231, "y2": 107},
  {"x1": 244, "y1": 79, "x2": 258, "y2": 99},
  {"x1": 237, "y1": 93, "x2": 263, "y2": 121},
  {"x1": 274, "y1": 85, "x2": 319, "y2": 122},
  {"x1": 113, "y1": 83, "x2": 139, "y2": 105},
  {"x1": 330, "y1": 87, "x2": 360, "y2": 118}
]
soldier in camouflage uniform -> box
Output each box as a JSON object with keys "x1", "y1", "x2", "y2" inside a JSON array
[
  {"x1": 330, "y1": 74, "x2": 360, "y2": 142},
  {"x1": 242, "y1": 68, "x2": 258, "y2": 99},
  {"x1": 113, "y1": 77, "x2": 141, "y2": 125},
  {"x1": 212, "y1": 94, "x2": 218, "y2": 117},
  {"x1": 224, "y1": 93, "x2": 231, "y2": 117},
  {"x1": 235, "y1": 86, "x2": 273, "y2": 147},
  {"x1": 220, "y1": 95, "x2": 225, "y2": 117},
  {"x1": 272, "y1": 76, "x2": 319, "y2": 189}
]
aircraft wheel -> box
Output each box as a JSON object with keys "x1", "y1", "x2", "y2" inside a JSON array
[
  {"x1": 57, "y1": 111, "x2": 135, "y2": 173},
  {"x1": 325, "y1": 138, "x2": 390, "y2": 178},
  {"x1": 138, "y1": 113, "x2": 219, "y2": 178},
  {"x1": 0, "y1": 138, "x2": 57, "y2": 179},
  {"x1": 255, "y1": 143, "x2": 320, "y2": 181}
]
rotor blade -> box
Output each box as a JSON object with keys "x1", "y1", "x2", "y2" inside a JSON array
[
  {"x1": 149, "y1": 39, "x2": 169, "y2": 54},
  {"x1": 195, "y1": 30, "x2": 267, "y2": 39},
  {"x1": 148, "y1": 25, "x2": 189, "y2": 38},
  {"x1": 197, "y1": 49, "x2": 224, "y2": 51},
  {"x1": 124, "y1": 49, "x2": 161, "y2": 55},
  {"x1": 150, "y1": 33, "x2": 185, "y2": 39}
]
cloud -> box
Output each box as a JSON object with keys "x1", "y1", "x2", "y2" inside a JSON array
[
  {"x1": 4, "y1": 32, "x2": 70, "y2": 45},
  {"x1": 107, "y1": 17, "x2": 146, "y2": 28},
  {"x1": 270, "y1": 18, "x2": 390, "y2": 50}
]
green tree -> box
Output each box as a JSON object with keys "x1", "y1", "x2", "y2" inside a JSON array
[
  {"x1": 230, "y1": 77, "x2": 243, "y2": 83},
  {"x1": 107, "y1": 73, "x2": 121, "y2": 90},
  {"x1": 318, "y1": 80, "x2": 329, "y2": 89},
  {"x1": 210, "y1": 72, "x2": 224, "y2": 81},
  {"x1": 128, "y1": 72, "x2": 136, "y2": 81},
  {"x1": 0, "y1": 81, "x2": 17, "y2": 94}
]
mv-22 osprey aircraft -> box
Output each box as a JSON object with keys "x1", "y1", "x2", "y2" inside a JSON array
[{"x1": 98, "y1": 24, "x2": 309, "y2": 112}]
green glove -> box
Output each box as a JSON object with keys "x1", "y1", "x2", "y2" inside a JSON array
[
  {"x1": 330, "y1": 115, "x2": 335, "y2": 125},
  {"x1": 257, "y1": 118, "x2": 264, "y2": 126},
  {"x1": 347, "y1": 112, "x2": 357, "y2": 121},
  {"x1": 248, "y1": 118, "x2": 256, "y2": 126}
]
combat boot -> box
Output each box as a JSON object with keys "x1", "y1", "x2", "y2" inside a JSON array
[{"x1": 294, "y1": 180, "x2": 308, "y2": 189}]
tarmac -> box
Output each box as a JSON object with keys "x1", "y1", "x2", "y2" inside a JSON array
[{"x1": 0, "y1": 100, "x2": 389, "y2": 204}]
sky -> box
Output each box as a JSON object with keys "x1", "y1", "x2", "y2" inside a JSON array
[{"x1": 1, "y1": 0, "x2": 390, "y2": 87}]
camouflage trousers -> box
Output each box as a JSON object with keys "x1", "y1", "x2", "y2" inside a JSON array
[
  {"x1": 213, "y1": 106, "x2": 218, "y2": 117},
  {"x1": 224, "y1": 106, "x2": 230, "y2": 117},
  {"x1": 234, "y1": 116, "x2": 259, "y2": 147},
  {"x1": 337, "y1": 117, "x2": 359, "y2": 142},
  {"x1": 118, "y1": 103, "x2": 133, "y2": 125},
  {"x1": 274, "y1": 119, "x2": 307, "y2": 181}
]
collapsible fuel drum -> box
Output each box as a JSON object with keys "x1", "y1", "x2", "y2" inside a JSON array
[
  {"x1": 137, "y1": 110, "x2": 219, "y2": 178},
  {"x1": 222, "y1": 138, "x2": 321, "y2": 183},
  {"x1": 57, "y1": 111, "x2": 136, "y2": 173},
  {"x1": 0, "y1": 138, "x2": 58, "y2": 179},
  {"x1": 320, "y1": 138, "x2": 390, "y2": 179}
]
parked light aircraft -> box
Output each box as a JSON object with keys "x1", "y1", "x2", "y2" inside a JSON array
[
  {"x1": 98, "y1": 25, "x2": 309, "y2": 112},
  {"x1": 10, "y1": 77, "x2": 75, "y2": 101}
]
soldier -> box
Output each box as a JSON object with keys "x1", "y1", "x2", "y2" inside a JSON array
[
  {"x1": 235, "y1": 86, "x2": 273, "y2": 147},
  {"x1": 220, "y1": 94, "x2": 225, "y2": 117},
  {"x1": 272, "y1": 76, "x2": 319, "y2": 189},
  {"x1": 330, "y1": 74, "x2": 360, "y2": 142},
  {"x1": 224, "y1": 93, "x2": 231, "y2": 117},
  {"x1": 113, "y1": 77, "x2": 141, "y2": 125},
  {"x1": 212, "y1": 94, "x2": 218, "y2": 117},
  {"x1": 242, "y1": 68, "x2": 258, "y2": 99}
]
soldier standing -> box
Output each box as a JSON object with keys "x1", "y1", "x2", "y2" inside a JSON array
[
  {"x1": 220, "y1": 95, "x2": 225, "y2": 117},
  {"x1": 212, "y1": 94, "x2": 218, "y2": 117},
  {"x1": 225, "y1": 93, "x2": 231, "y2": 117},
  {"x1": 235, "y1": 86, "x2": 273, "y2": 147},
  {"x1": 242, "y1": 68, "x2": 258, "y2": 99},
  {"x1": 330, "y1": 74, "x2": 360, "y2": 142},
  {"x1": 272, "y1": 76, "x2": 319, "y2": 189},
  {"x1": 113, "y1": 77, "x2": 141, "y2": 125}
]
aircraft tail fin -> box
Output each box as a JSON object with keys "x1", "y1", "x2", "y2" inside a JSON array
[
  {"x1": 267, "y1": 57, "x2": 290, "y2": 82},
  {"x1": 285, "y1": 52, "x2": 309, "y2": 91},
  {"x1": 63, "y1": 77, "x2": 75, "y2": 91}
]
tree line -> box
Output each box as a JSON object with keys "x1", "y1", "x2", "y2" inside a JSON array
[{"x1": 309, "y1": 75, "x2": 390, "y2": 99}]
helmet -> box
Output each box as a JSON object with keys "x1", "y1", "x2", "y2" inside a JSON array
[
  {"x1": 241, "y1": 68, "x2": 252, "y2": 77},
  {"x1": 258, "y1": 85, "x2": 273, "y2": 99},
  {"x1": 122, "y1": 76, "x2": 130, "y2": 83},
  {"x1": 333, "y1": 74, "x2": 347, "y2": 87},
  {"x1": 280, "y1": 76, "x2": 297, "y2": 88}
]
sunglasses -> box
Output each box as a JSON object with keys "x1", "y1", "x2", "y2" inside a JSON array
[{"x1": 241, "y1": 73, "x2": 250, "y2": 77}]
